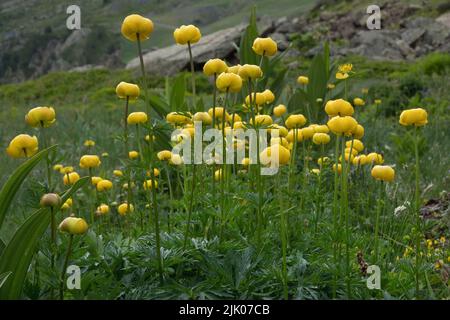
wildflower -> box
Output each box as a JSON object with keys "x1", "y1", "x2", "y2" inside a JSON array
[
  {"x1": 325, "y1": 99, "x2": 354, "y2": 117},
  {"x1": 121, "y1": 14, "x2": 154, "y2": 41},
  {"x1": 434, "y1": 260, "x2": 444, "y2": 270},
  {"x1": 143, "y1": 179, "x2": 158, "y2": 190},
  {"x1": 327, "y1": 116, "x2": 358, "y2": 136},
  {"x1": 227, "y1": 64, "x2": 241, "y2": 74},
  {"x1": 245, "y1": 92, "x2": 266, "y2": 106},
  {"x1": 157, "y1": 150, "x2": 173, "y2": 161},
  {"x1": 122, "y1": 182, "x2": 136, "y2": 190},
  {"x1": 252, "y1": 37, "x2": 277, "y2": 56},
  {"x1": 333, "y1": 163, "x2": 342, "y2": 174},
  {"x1": 40, "y1": 193, "x2": 61, "y2": 208},
  {"x1": 166, "y1": 112, "x2": 192, "y2": 125},
  {"x1": 346, "y1": 139, "x2": 364, "y2": 152},
  {"x1": 269, "y1": 124, "x2": 288, "y2": 137},
  {"x1": 311, "y1": 168, "x2": 320, "y2": 175},
  {"x1": 63, "y1": 172, "x2": 80, "y2": 186},
  {"x1": 336, "y1": 72, "x2": 349, "y2": 80},
  {"x1": 353, "y1": 97, "x2": 365, "y2": 106},
  {"x1": 374, "y1": 99, "x2": 382, "y2": 105},
  {"x1": 113, "y1": 170, "x2": 123, "y2": 177},
  {"x1": 300, "y1": 126, "x2": 315, "y2": 140},
  {"x1": 169, "y1": 153, "x2": 183, "y2": 165},
  {"x1": 53, "y1": 164, "x2": 63, "y2": 171},
  {"x1": 60, "y1": 166, "x2": 74, "y2": 174},
  {"x1": 91, "y1": 176, "x2": 103, "y2": 186},
  {"x1": 286, "y1": 129, "x2": 303, "y2": 143},
  {"x1": 101, "y1": 152, "x2": 109, "y2": 157},
  {"x1": 127, "y1": 112, "x2": 148, "y2": 124},
  {"x1": 312, "y1": 124, "x2": 329, "y2": 134},
  {"x1": 312, "y1": 133, "x2": 330, "y2": 145},
  {"x1": 203, "y1": 59, "x2": 228, "y2": 76},
  {"x1": 297, "y1": 76, "x2": 309, "y2": 85},
  {"x1": 327, "y1": 83, "x2": 336, "y2": 89},
  {"x1": 146, "y1": 168, "x2": 160, "y2": 178},
  {"x1": 285, "y1": 114, "x2": 307, "y2": 129},
  {"x1": 214, "y1": 169, "x2": 223, "y2": 181},
  {"x1": 96, "y1": 179, "x2": 113, "y2": 192},
  {"x1": 193, "y1": 112, "x2": 212, "y2": 125},
  {"x1": 353, "y1": 124, "x2": 364, "y2": 139},
  {"x1": 238, "y1": 64, "x2": 263, "y2": 80},
  {"x1": 399, "y1": 108, "x2": 428, "y2": 126},
  {"x1": 260, "y1": 144, "x2": 291, "y2": 166},
  {"x1": 366, "y1": 152, "x2": 384, "y2": 165},
  {"x1": 25, "y1": 107, "x2": 56, "y2": 128},
  {"x1": 216, "y1": 72, "x2": 243, "y2": 92},
  {"x1": 371, "y1": 165, "x2": 395, "y2": 182},
  {"x1": 145, "y1": 135, "x2": 156, "y2": 142},
  {"x1": 59, "y1": 216, "x2": 88, "y2": 235},
  {"x1": 318, "y1": 157, "x2": 330, "y2": 166},
  {"x1": 96, "y1": 204, "x2": 110, "y2": 215},
  {"x1": 207, "y1": 107, "x2": 230, "y2": 121},
  {"x1": 250, "y1": 114, "x2": 273, "y2": 126},
  {"x1": 79, "y1": 155, "x2": 101, "y2": 169},
  {"x1": 61, "y1": 198, "x2": 72, "y2": 210},
  {"x1": 262, "y1": 89, "x2": 275, "y2": 104},
  {"x1": 241, "y1": 158, "x2": 251, "y2": 167},
  {"x1": 84, "y1": 139, "x2": 95, "y2": 147},
  {"x1": 116, "y1": 82, "x2": 140, "y2": 101},
  {"x1": 128, "y1": 151, "x2": 139, "y2": 159},
  {"x1": 361, "y1": 88, "x2": 369, "y2": 94},
  {"x1": 173, "y1": 25, "x2": 201, "y2": 45},
  {"x1": 273, "y1": 104, "x2": 287, "y2": 117},
  {"x1": 6, "y1": 134, "x2": 39, "y2": 158},
  {"x1": 339, "y1": 63, "x2": 353, "y2": 73}
]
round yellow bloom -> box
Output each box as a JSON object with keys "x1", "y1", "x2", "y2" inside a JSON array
[
  {"x1": 6, "y1": 134, "x2": 39, "y2": 158},
  {"x1": 113, "y1": 170, "x2": 123, "y2": 177},
  {"x1": 313, "y1": 124, "x2": 329, "y2": 133},
  {"x1": 371, "y1": 165, "x2": 395, "y2": 182},
  {"x1": 84, "y1": 139, "x2": 95, "y2": 147},
  {"x1": 336, "y1": 72, "x2": 349, "y2": 80},
  {"x1": 233, "y1": 121, "x2": 247, "y2": 130},
  {"x1": 285, "y1": 114, "x2": 307, "y2": 129},
  {"x1": 327, "y1": 83, "x2": 336, "y2": 89},
  {"x1": 260, "y1": 144, "x2": 291, "y2": 166},
  {"x1": 238, "y1": 64, "x2": 263, "y2": 80},
  {"x1": 128, "y1": 151, "x2": 139, "y2": 160},
  {"x1": 241, "y1": 157, "x2": 251, "y2": 167},
  {"x1": 252, "y1": 37, "x2": 277, "y2": 56},
  {"x1": 312, "y1": 133, "x2": 330, "y2": 145},
  {"x1": 346, "y1": 139, "x2": 364, "y2": 152},
  {"x1": 193, "y1": 112, "x2": 212, "y2": 125},
  {"x1": 116, "y1": 82, "x2": 140, "y2": 100},
  {"x1": 61, "y1": 198, "x2": 72, "y2": 210},
  {"x1": 269, "y1": 124, "x2": 288, "y2": 137},
  {"x1": 157, "y1": 150, "x2": 173, "y2": 161},
  {"x1": 203, "y1": 59, "x2": 227, "y2": 76},
  {"x1": 399, "y1": 108, "x2": 428, "y2": 127},
  {"x1": 325, "y1": 99, "x2": 354, "y2": 117},
  {"x1": 63, "y1": 172, "x2": 80, "y2": 186},
  {"x1": 273, "y1": 104, "x2": 287, "y2": 117},
  {"x1": 333, "y1": 163, "x2": 342, "y2": 174},
  {"x1": 146, "y1": 168, "x2": 160, "y2": 178},
  {"x1": 344, "y1": 147, "x2": 358, "y2": 156},
  {"x1": 96, "y1": 179, "x2": 113, "y2": 192},
  {"x1": 300, "y1": 126, "x2": 315, "y2": 140},
  {"x1": 245, "y1": 92, "x2": 266, "y2": 106},
  {"x1": 118, "y1": 203, "x2": 134, "y2": 216},
  {"x1": 166, "y1": 112, "x2": 192, "y2": 125},
  {"x1": 318, "y1": 157, "x2": 330, "y2": 166},
  {"x1": 127, "y1": 112, "x2": 148, "y2": 125},
  {"x1": 59, "y1": 216, "x2": 88, "y2": 235},
  {"x1": 121, "y1": 14, "x2": 154, "y2": 41},
  {"x1": 169, "y1": 153, "x2": 183, "y2": 165},
  {"x1": 216, "y1": 72, "x2": 243, "y2": 93},
  {"x1": 214, "y1": 169, "x2": 223, "y2": 181},
  {"x1": 145, "y1": 135, "x2": 156, "y2": 142},
  {"x1": 367, "y1": 152, "x2": 384, "y2": 165},
  {"x1": 91, "y1": 176, "x2": 103, "y2": 186},
  {"x1": 207, "y1": 107, "x2": 231, "y2": 121},
  {"x1": 79, "y1": 155, "x2": 101, "y2": 169},
  {"x1": 353, "y1": 124, "x2": 364, "y2": 139},
  {"x1": 327, "y1": 116, "x2": 358, "y2": 136},
  {"x1": 173, "y1": 24, "x2": 201, "y2": 45},
  {"x1": 60, "y1": 166, "x2": 74, "y2": 174},
  {"x1": 143, "y1": 179, "x2": 158, "y2": 190},
  {"x1": 353, "y1": 155, "x2": 368, "y2": 166},
  {"x1": 53, "y1": 164, "x2": 63, "y2": 171},
  {"x1": 339, "y1": 64, "x2": 353, "y2": 73},
  {"x1": 297, "y1": 76, "x2": 309, "y2": 85},
  {"x1": 250, "y1": 114, "x2": 273, "y2": 126},
  {"x1": 262, "y1": 89, "x2": 275, "y2": 104},
  {"x1": 227, "y1": 64, "x2": 241, "y2": 74},
  {"x1": 311, "y1": 168, "x2": 320, "y2": 175},
  {"x1": 339, "y1": 152, "x2": 355, "y2": 163},
  {"x1": 97, "y1": 204, "x2": 110, "y2": 215},
  {"x1": 286, "y1": 129, "x2": 303, "y2": 143},
  {"x1": 353, "y1": 97, "x2": 365, "y2": 106},
  {"x1": 25, "y1": 107, "x2": 56, "y2": 128}
]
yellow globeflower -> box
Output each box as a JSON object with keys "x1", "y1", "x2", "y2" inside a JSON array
[
  {"x1": 121, "y1": 14, "x2": 154, "y2": 41},
  {"x1": 53, "y1": 164, "x2": 63, "y2": 171},
  {"x1": 346, "y1": 139, "x2": 364, "y2": 152},
  {"x1": 353, "y1": 155, "x2": 368, "y2": 166},
  {"x1": 245, "y1": 92, "x2": 266, "y2": 106},
  {"x1": 313, "y1": 124, "x2": 330, "y2": 133},
  {"x1": 241, "y1": 158, "x2": 251, "y2": 167},
  {"x1": 233, "y1": 121, "x2": 246, "y2": 130},
  {"x1": 25, "y1": 106, "x2": 56, "y2": 128},
  {"x1": 216, "y1": 72, "x2": 243, "y2": 93},
  {"x1": 353, "y1": 97, "x2": 365, "y2": 106},
  {"x1": 173, "y1": 25, "x2": 201, "y2": 45},
  {"x1": 374, "y1": 99, "x2": 382, "y2": 105},
  {"x1": 345, "y1": 147, "x2": 358, "y2": 156},
  {"x1": 262, "y1": 89, "x2": 275, "y2": 104},
  {"x1": 207, "y1": 107, "x2": 231, "y2": 121},
  {"x1": 327, "y1": 116, "x2": 358, "y2": 136},
  {"x1": 399, "y1": 108, "x2": 428, "y2": 126},
  {"x1": 367, "y1": 152, "x2": 384, "y2": 165},
  {"x1": 214, "y1": 169, "x2": 223, "y2": 181},
  {"x1": 193, "y1": 112, "x2": 212, "y2": 125},
  {"x1": 91, "y1": 176, "x2": 103, "y2": 186},
  {"x1": 61, "y1": 198, "x2": 72, "y2": 210},
  {"x1": 127, "y1": 112, "x2": 148, "y2": 125},
  {"x1": 286, "y1": 129, "x2": 304, "y2": 143},
  {"x1": 311, "y1": 168, "x2": 320, "y2": 175},
  {"x1": 371, "y1": 165, "x2": 395, "y2": 182},
  {"x1": 260, "y1": 144, "x2": 291, "y2": 166},
  {"x1": 143, "y1": 179, "x2": 158, "y2": 190},
  {"x1": 157, "y1": 150, "x2": 173, "y2": 161},
  {"x1": 96, "y1": 179, "x2": 113, "y2": 192},
  {"x1": 238, "y1": 64, "x2": 263, "y2": 80},
  {"x1": 59, "y1": 216, "x2": 88, "y2": 235},
  {"x1": 269, "y1": 124, "x2": 288, "y2": 137},
  {"x1": 116, "y1": 82, "x2": 140, "y2": 100},
  {"x1": 318, "y1": 157, "x2": 330, "y2": 166},
  {"x1": 353, "y1": 124, "x2": 364, "y2": 139},
  {"x1": 169, "y1": 153, "x2": 183, "y2": 165},
  {"x1": 312, "y1": 133, "x2": 330, "y2": 145},
  {"x1": 79, "y1": 155, "x2": 101, "y2": 169},
  {"x1": 252, "y1": 37, "x2": 277, "y2": 56},
  {"x1": 97, "y1": 204, "x2": 110, "y2": 215},
  {"x1": 333, "y1": 163, "x2": 342, "y2": 174},
  {"x1": 146, "y1": 168, "x2": 160, "y2": 178},
  {"x1": 84, "y1": 139, "x2": 95, "y2": 147},
  {"x1": 128, "y1": 151, "x2": 139, "y2": 160},
  {"x1": 336, "y1": 72, "x2": 349, "y2": 80},
  {"x1": 250, "y1": 114, "x2": 273, "y2": 126},
  {"x1": 273, "y1": 104, "x2": 287, "y2": 117},
  {"x1": 227, "y1": 64, "x2": 241, "y2": 74},
  {"x1": 300, "y1": 126, "x2": 315, "y2": 140},
  {"x1": 325, "y1": 99, "x2": 354, "y2": 117},
  {"x1": 203, "y1": 59, "x2": 227, "y2": 76},
  {"x1": 297, "y1": 76, "x2": 309, "y2": 85},
  {"x1": 285, "y1": 114, "x2": 307, "y2": 129},
  {"x1": 60, "y1": 166, "x2": 74, "y2": 174},
  {"x1": 6, "y1": 134, "x2": 39, "y2": 158},
  {"x1": 118, "y1": 203, "x2": 134, "y2": 216},
  {"x1": 166, "y1": 112, "x2": 192, "y2": 125},
  {"x1": 113, "y1": 170, "x2": 123, "y2": 177},
  {"x1": 63, "y1": 172, "x2": 80, "y2": 186}
]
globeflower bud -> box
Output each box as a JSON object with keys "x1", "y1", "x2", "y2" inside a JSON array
[
  {"x1": 59, "y1": 216, "x2": 88, "y2": 235},
  {"x1": 285, "y1": 114, "x2": 307, "y2": 129},
  {"x1": 312, "y1": 133, "x2": 330, "y2": 145},
  {"x1": 260, "y1": 144, "x2": 291, "y2": 166},
  {"x1": 273, "y1": 104, "x2": 287, "y2": 117},
  {"x1": 96, "y1": 179, "x2": 113, "y2": 192},
  {"x1": 63, "y1": 172, "x2": 80, "y2": 186},
  {"x1": 91, "y1": 176, "x2": 103, "y2": 185},
  {"x1": 238, "y1": 64, "x2": 263, "y2": 80},
  {"x1": 353, "y1": 98, "x2": 365, "y2": 106},
  {"x1": 203, "y1": 59, "x2": 228, "y2": 76},
  {"x1": 193, "y1": 112, "x2": 212, "y2": 125},
  {"x1": 371, "y1": 165, "x2": 395, "y2": 182},
  {"x1": 325, "y1": 99, "x2": 354, "y2": 117},
  {"x1": 250, "y1": 114, "x2": 273, "y2": 126},
  {"x1": 157, "y1": 150, "x2": 173, "y2": 161},
  {"x1": 128, "y1": 151, "x2": 139, "y2": 159},
  {"x1": 96, "y1": 204, "x2": 110, "y2": 215},
  {"x1": 40, "y1": 193, "x2": 61, "y2": 208},
  {"x1": 116, "y1": 82, "x2": 140, "y2": 101},
  {"x1": 399, "y1": 108, "x2": 428, "y2": 127},
  {"x1": 327, "y1": 116, "x2": 358, "y2": 136},
  {"x1": 25, "y1": 107, "x2": 56, "y2": 128},
  {"x1": 118, "y1": 203, "x2": 134, "y2": 216},
  {"x1": 127, "y1": 112, "x2": 148, "y2": 125},
  {"x1": 166, "y1": 112, "x2": 192, "y2": 125},
  {"x1": 252, "y1": 37, "x2": 277, "y2": 56},
  {"x1": 173, "y1": 25, "x2": 201, "y2": 45},
  {"x1": 121, "y1": 14, "x2": 154, "y2": 41},
  {"x1": 143, "y1": 179, "x2": 158, "y2": 190},
  {"x1": 297, "y1": 76, "x2": 309, "y2": 85},
  {"x1": 216, "y1": 72, "x2": 243, "y2": 93},
  {"x1": 261, "y1": 89, "x2": 275, "y2": 104},
  {"x1": 79, "y1": 155, "x2": 101, "y2": 169}
]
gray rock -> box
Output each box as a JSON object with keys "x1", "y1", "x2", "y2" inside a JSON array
[
  {"x1": 269, "y1": 32, "x2": 289, "y2": 51},
  {"x1": 401, "y1": 28, "x2": 425, "y2": 47},
  {"x1": 436, "y1": 12, "x2": 450, "y2": 28}
]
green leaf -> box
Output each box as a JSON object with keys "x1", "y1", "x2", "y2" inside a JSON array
[
  {"x1": 0, "y1": 176, "x2": 89, "y2": 299},
  {"x1": 239, "y1": 6, "x2": 258, "y2": 65},
  {"x1": 0, "y1": 238, "x2": 5, "y2": 256},
  {"x1": 0, "y1": 272, "x2": 11, "y2": 289},
  {"x1": 148, "y1": 93, "x2": 170, "y2": 118},
  {"x1": 169, "y1": 73, "x2": 186, "y2": 111},
  {"x1": 0, "y1": 145, "x2": 57, "y2": 230}
]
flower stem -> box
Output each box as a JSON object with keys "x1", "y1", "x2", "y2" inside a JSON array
[
  {"x1": 332, "y1": 134, "x2": 340, "y2": 298},
  {"x1": 414, "y1": 126, "x2": 421, "y2": 298},
  {"x1": 59, "y1": 235, "x2": 73, "y2": 300},
  {"x1": 183, "y1": 164, "x2": 197, "y2": 250},
  {"x1": 187, "y1": 41, "x2": 196, "y2": 110}
]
